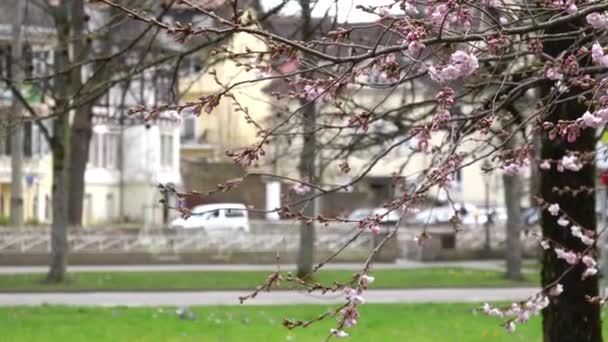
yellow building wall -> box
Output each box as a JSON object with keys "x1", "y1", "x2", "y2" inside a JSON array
[{"x1": 181, "y1": 32, "x2": 272, "y2": 153}]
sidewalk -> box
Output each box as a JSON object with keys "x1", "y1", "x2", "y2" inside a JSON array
[
  {"x1": 0, "y1": 288, "x2": 540, "y2": 306},
  {"x1": 0, "y1": 259, "x2": 533, "y2": 274}
]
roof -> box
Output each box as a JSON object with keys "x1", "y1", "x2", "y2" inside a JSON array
[
  {"x1": 0, "y1": 0, "x2": 53, "y2": 28},
  {"x1": 0, "y1": 0, "x2": 54, "y2": 44},
  {"x1": 192, "y1": 203, "x2": 248, "y2": 211}
]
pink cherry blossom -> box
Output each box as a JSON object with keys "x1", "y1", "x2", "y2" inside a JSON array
[
  {"x1": 430, "y1": 4, "x2": 452, "y2": 27},
  {"x1": 408, "y1": 40, "x2": 425, "y2": 56},
  {"x1": 582, "y1": 255, "x2": 597, "y2": 268},
  {"x1": 580, "y1": 111, "x2": 602, "y2": 128},
  {"x1": 303, "y1": 84, "x2": 323, "y2": 101},
  {"x1": 592, "y1": 42, "x2": 608, "y2": 66},
  {"x1": 580, "y1": 235, "x2": 595, "y2": 246},
  {"x1": 429, "y1": 51, "x2": 478, "y2": 83},
  {"x1": 359, "y1": 274, "x2": 375, "y2": 287},
  {"x1": 540, "y1": 240, "x2": 551, "y2": 250},
  {"x1": 583, "y1": 267, "x2": 598, "y2": 279},
  {"x1": 548, "y1": 203, "x2": 560, "y2": 216},
  {"x1": 343, "y1": 287, "x2": 357, "y2": 299},
  {"x1": 566, "y1": 3, "x2": 577, "y2": 14},
  {"x1": 368, "y1": 224, "x2": 381, "y2": 234},
  {"x1": 597, "y1": 108, "x2": 608, "y2": 121},
  {"x1": 166, "y1": 110, "x2": 182, "y2": 124},
  {"x1": 516, "y1": 310, "x2": 530, "y2": 324},
  {"x1": 503, "y1": 163, "x2": 522, "y2": 176},
  {"x1": 484, "y1": 0, "x2": 500, "y2": 7},
  {"x1": 555, "y1": 247, "x2": 579, "y2": 265},
  {"x1": 570, "y1": 225, "x2": 594, "y2": 245},
  {"x1": 339, "y1": 307, "x2": 359, "y2": 328},
  {"x1": 587, "y1": 12, "x2": 608, "y2": 30},
  {"x1": 343, "y1": 286, "x2": 366, "y2": 304},
  {"x1": 549, "y1": 284, "x2": 564, "y2": 296},
  {"x1": 450, "y1": 51, "x2": 479, "y2": 76},
  {"x1": 351, "y1": 295, "x2": 366, "y2": 305},
  {"x1": 292, "y1": 183, "x2": 311, "y2": 195},
  {"x1": 539, "y1": 160, "x2": 551, "y2": 170},
  {"x1": 506, "y1": 321, "x2": 516, "y2": 333},
  {"x1": 330, "y1": 329, "x2": 349, "y2": 338},
  {"x1": 557, "y1": 216, "x2": 569, "y2": 227},
  {"x1": 561, "y1": 155, "x2": 583, "y2": 172},
  {"x1": 546, "y1": 67, "x2": 563, "y2": 81}
]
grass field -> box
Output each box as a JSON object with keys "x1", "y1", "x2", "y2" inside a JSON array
[
  {"x1": 0, "y1": 303, "x2": 553, "y2": 342},
  {"x1": 0, "y1": 268, "x2": 539, "y2": 291}
]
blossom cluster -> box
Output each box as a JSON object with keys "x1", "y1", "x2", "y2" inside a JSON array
[
  {"x1": 482, "y1": 294, "x2": 553, "y2": 333},
  {"x1": 331, "y1": 275, "x2": 375, "y2": 338}
]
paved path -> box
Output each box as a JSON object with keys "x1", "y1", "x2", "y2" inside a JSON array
[
  {"x1": 0, "y1": 288, "x2": 540, "y2": 307},
  {"x1": 0, "y1": 259, "x2": 532, "y2": 274}
]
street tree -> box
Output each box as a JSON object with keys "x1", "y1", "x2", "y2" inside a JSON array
[{"x1": 100, "y1": 0, "x2": 608, "y2": 340}]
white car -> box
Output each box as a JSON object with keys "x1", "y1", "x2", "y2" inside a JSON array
[
  {"x1": 348, "y1": 208, "x2": 402, "y2": 223},
  {"x1": 413, "y1": 203, "x2": 486, "y2": 225},
  {"x1": 169, "y1": 203, "x2": 250, "y2": 232}
]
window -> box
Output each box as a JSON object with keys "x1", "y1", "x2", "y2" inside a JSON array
[
  {"x1": 104, "y1": 133, "x2": 118, "y2": 169},
  {"x1": 89, "y1": 133, "x2": 99, "y2": 166},
  {"x1": 45, "y1": 195, "x2": 50, "y2": 220},
  {"x1": 32, "y1": 50, "x2": 51, "y2": 78},
  {"x1": 84, "y1": 194, "x2": 93, "y2": 224},
  {"x1": 0, "y1": 121, "x2": 48, "y2": 157},
  {"x1": 32, "y1": 195, "x2": 38, "y2": 220},
  {"x1": 206, "y1": 210, "x2": 220, "y2": 219},
  {"x1": 160, "y1": 133, "x2": 174, "y2": 168},
  {"x1": 88, "y1": 131, "x2": 119, "y2": 169},
  {"x1": 181, "y1": 116, "x2": 196, "y2": 142},
  {"x1": 225, "y1": 209, "x2": 245, "y2": 217},
  {"x1": 106, "y1": 193, "x2": 114, "y2": 220},
  {"x1": 452, "y1": 169, "x2": 463, "y2": 191}
]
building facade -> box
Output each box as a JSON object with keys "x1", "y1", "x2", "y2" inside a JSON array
[{"x1": 0, "y1": 1, "x2": 182, "y2": 226}]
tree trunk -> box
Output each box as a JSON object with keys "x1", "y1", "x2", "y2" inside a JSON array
[
  {"x1": 296, "y1": 100, "x2": 316, "y2": 278},
  {"x1": 68, "y1": 111, "x2": 92, "y2": 227},
  {"x1": 9, "y1": 0, "x2": 25, "y2": 228},
  {"x1": 47, "y1": 116, "x2": 70, "y2": 283},
  {"x1": 540, "y1": 99, "x2": 601, "y2": 342},
  {"x1": 295, "y1": 0, "x2": 316, "y2": 278},
  {"x1": 67, "y1": 0, "x2": 92, "y2": 228},
  {"x1": 539, "y1": 14, "x2": 602, "y2": 342},
  {"x1": 503, "y1": 171, "x2": 523, "y2": 280},
  {"x1": 46, "y1": 0, "x2": 72, "y2": 283}
]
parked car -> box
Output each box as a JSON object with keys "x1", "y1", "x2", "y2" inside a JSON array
[
  {"x1": 169, "y1": 203, "x2": 250, "y2": 232},
  {"x1": 412, "y1": 203, "x2": 487, "y2": 225},
  {"x1": 347, "y1": 207, "x2": 402, "y2": 223}
]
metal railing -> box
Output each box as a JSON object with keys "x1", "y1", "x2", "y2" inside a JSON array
[{"x1": 0, "y1": 229, "x2": 374, "y2": 254}]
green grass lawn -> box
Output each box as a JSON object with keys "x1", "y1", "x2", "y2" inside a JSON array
[
  {"x1": 0, "y1": 268, "x2": 539, "y2": 292},
  {"x1": 0, "y1": 303, "x2": 556, "y2": 342}
]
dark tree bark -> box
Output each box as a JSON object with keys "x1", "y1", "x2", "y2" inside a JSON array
[
  {"x1": 540, "y1": 13, "x2": 602, "y2": 342},
  {"x1": 295, "y1": 0, "x2": 316, "y2": 278},
  {"x1": 296, "y1": 101, "x2": 317, "y2": 278},
  {"x1": 503, "y1": 170, "x2": 523, "y2": 280},
  {"x1": 540, "y1": 95, "x2": 601, "y2": 342},
  {"x1": 68, "y1": 104, "x2": 93, "y2": 227},
  {"x1": 67, "y1": 0, "x2": 92, "y2": 227}
]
